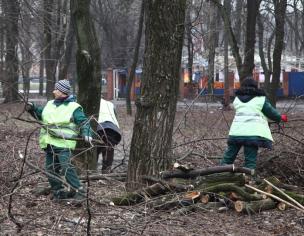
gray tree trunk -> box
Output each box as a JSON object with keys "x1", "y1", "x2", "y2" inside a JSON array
[
  {"x1": 43, "y1": 0, "x2": 56, "y2": 100},
  {"x1": 269, "y1": 0, "x2": 287, "y2": 106},
  {"x1": 126, "y1": 0, "x2": 186, "y2": 191},
  {"x1": 239, "y1": 0, "x2": 260, "y2": 80},
  {"x1": 126, "y1": 0, "x2": 144, "y2": 115},
  {"x1": 223, "y1": 0, "x2": 231, "y2": 109},
  {"x1": 3, "y1": 0, "x2": 20, "y2": 103},
  {"x1": 207, "y1": 1, "x2": 216, "y2": 94},
  {"x1": 71, "y1": 0, "x2": 101, "y2": 170}
]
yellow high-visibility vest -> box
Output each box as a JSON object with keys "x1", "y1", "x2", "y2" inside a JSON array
[
  {"x1": 229, "y1": 96, "x2": 273, "y2": 141},
  {"x1": 39, "y1": 100, "x2": 81, "y2": 149}
]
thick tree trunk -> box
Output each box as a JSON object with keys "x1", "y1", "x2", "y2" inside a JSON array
[
  {"x1": 71, "y1": 0, "x2": 101, "y2": 170},
  {"x1": 71, "y1": 0, "x2": 101, "y2": 115},
  {"x1": 3, "y1": 0, "x2": 20, "y2": 103},
  {"x1": 126, "y1": 0, "x2": 144, "y2": 115},
  {"x1": 126, "y1": 1, "x2": 186, "y2": 191}
]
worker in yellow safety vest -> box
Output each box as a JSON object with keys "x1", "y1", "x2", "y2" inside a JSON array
[
  {"x1": 220, "y1": 77, "x2": 288, "y2": 171},
  {"x1": 26, "y1": 79, "x2": 92, "y2": 203}
]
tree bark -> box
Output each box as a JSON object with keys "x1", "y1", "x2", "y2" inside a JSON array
[
  {"x1": 58, "y1": 0, "x2": 75, "y2": 81},
  {"x1": 207, "y1": 1, "x2": 216, "y2": 93},
  {"x1": 3, "y1": 0, "x2": 20, "y2": 103},
  {"x1": 223, "y1": 0, "x2": 231, "y2": 108},
  {"x1": 71, "y1": 0, "x2": 101, "y2": 170},
  {"x1": 239, "y1": 0, "x2": 260, "y2": 80},
  {"x1": 43, "y1": 0, "x2": 56, "y2": 100},
  {"x1": 126, "y1": 0, "x2": 186, "y2": 191},
  {"x1": 268, "y1": 0, "x2": 287, "y2": 106}
]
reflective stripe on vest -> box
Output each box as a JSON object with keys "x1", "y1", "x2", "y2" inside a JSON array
[
  {"x1": 39, "y1": 101, "x2": 81, "y2": 149},
  {"x1": 98, "y1": 99, "x2": 119, "y2": 128},
  {"x1": 229, "y1": 96, "x2": 273, "y2": 141}
]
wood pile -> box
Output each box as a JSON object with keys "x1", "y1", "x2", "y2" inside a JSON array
[{"x1": 111, "y1": 164, "x2": 304, "y2": 215}]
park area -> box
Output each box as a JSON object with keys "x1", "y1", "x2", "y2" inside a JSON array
[{"x1": 1, "y1": 98, "x2": 304, "y2": 235}]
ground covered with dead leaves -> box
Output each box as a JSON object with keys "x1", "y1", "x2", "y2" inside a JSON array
[{"x1": 1, "y1": 97, "x2": 304, "y2": 235}]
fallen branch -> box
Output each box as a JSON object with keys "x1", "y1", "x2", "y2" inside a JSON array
[
  {"x1": 264, "y1": 179, "x2": 304, "y2": 210},
  {"x1": 245, "y1": 184, "x2": 304, "y2": 213},
  {"x1": 161, "y1": 165, "x2": 254, "y2": 179}
]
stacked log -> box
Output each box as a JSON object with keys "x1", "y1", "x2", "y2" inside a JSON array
[{"x1": 111, "y1": 165, "x2": 304, "y2": 215}]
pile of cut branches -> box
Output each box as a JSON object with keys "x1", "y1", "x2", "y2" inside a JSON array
[{"x1": 112, "y1": 164, "x2": 304, "y2": 215}]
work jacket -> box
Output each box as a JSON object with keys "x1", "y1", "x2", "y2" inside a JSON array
[
  {"x1": 98, "y1": 99, "x2": 119, "y2": 128},
  {"x1": 228, "y1": 88, "x2": 281, "y2": 148},
  {"x1": 29, "y1": 95, "x2": 91, "y2": 150}
]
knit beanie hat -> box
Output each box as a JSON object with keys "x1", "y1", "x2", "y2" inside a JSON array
[
  {"x1": 241, "y1": 76, "x2": 258, "y2": 89},
  {"x1": 55, "y1": 80, "x2": 71, "y2": 95}
]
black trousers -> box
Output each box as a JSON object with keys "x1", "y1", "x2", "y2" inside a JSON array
[{"x1": 97, "y1": 130, "x2": 115, "y2": 173}]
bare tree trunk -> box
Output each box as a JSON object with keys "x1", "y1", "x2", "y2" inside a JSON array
[
  {"x1": 126, "y1": 0, "x2": 144, "y2": 115},
  {"x1": 257, "y1": 13, "x2": 272, "y2": 95},
  {"x1": 269, "y1": 0, "x2": 287, "y2": 106},
  {"x1": 20, "y1": 45, "x2": 32, "y2": 95},
  {"x1": 233, "y1": 0, "x2": 243, "y2": 45},
  {"x1": 58, "y1": 9, "x2": 75, "y2": 81},
  {"x1": 3, "y1": 0, "x2": 20, "y2": 103},
  {"x1": 186, "y1": 6, "x2": 193, "y2": 84},
  {"x1": 207, "y1": 1, "x2": 216, "y2": 94},
  {"x1": 39, "y1": 58, "x2": 44, "y2": 96},
  {"x1": 71, "y1": 0, "x2": 101, "y2": 170},
  {"x1": 223, "y1": 0, "x2": 231, "y2": 109},
  {"x1": 239, "y1": 0, "x2": 260, "y2": 80},
  {"x1": 212, "y1": 0, "x2": 260, "y2": 82},
  {"x1": 0, "y1": 6, "x2": 5, "y2": 97},
  {"x1": 126, "y1": 0, "x2": 186, "y2": 191},
  {"x1": 43, "y1": 0, "x2": 56, "y2": 99}
]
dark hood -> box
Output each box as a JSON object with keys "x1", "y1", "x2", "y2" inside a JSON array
[{"x1": 235, "y1": 87, "x2": 266, "y2": 103}]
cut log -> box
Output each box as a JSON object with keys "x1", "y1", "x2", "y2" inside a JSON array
[
  {"x1": 80, "y1": 173, "x2": 126, "y2": 181},
  {"x1": 201, "y1": 194, "x2": 211, "y2": 204},
  {"x1": 161, "y1": 165, "x2": 254, "y2": 179},
  {"x1": 277, "y1": 202, "x2": 288, "y2": 211},
  {"x1": 234, "y1": 199, "x2": 276, "y2": 214},
  {"x1": 112, "y1": 183, "x2": 167, "y2": 205},
  {"x1": 200, "y1": 183, "x2": 263, "y2": 201},
  {"x1": 141, "y1": 176, "x2": 194, "y2": 192},
  {"x1": 194, "y1": 173, "x2": 246, "y2": 189},
  {"x1": 228, "y1": 192, "x2": 243, "y2": 201}
]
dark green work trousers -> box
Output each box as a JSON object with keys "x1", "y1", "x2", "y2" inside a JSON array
[
  {"x1": 45, "y1": 145, "x2": 81, "y2": 191},
  {"x1": 220, "y1": 143, "x2": 258, "y2": 169}
]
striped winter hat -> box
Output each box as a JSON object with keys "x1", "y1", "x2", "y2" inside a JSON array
[{"x1": 55, "y1": 80, "x2": 71, "y2": 95}]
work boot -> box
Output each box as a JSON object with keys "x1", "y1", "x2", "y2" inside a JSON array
[
  {"x1": 52, "y1": 189, "x2": 71, "y2": 201},
  {"x1": 101, "y1": 166, "x2": 112, "y2": 174},
  {"x1": 68, "y1": 188, "x2": 86, "y2": 206}
]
